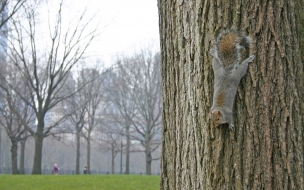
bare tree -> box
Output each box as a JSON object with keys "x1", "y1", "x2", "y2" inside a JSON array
[
  {"x1": 0, "y1": 0, "x2": 26, "y2": 71},
  {"x1": 79, "y1": 68, "x2": 105, "y2": 174},
  {"x1": 0, "y1": 65, "x2": 34, "y2": 174},
  {"x1": 0, "y1": 102, "x2": 30, "y2": 174},
  {"x1": 3, "y1": 0, "x2": 99, "y2": 174},
  {"x1": 130, "y1": 50, "x2": 162, "y2": 175},
  {"x1": 62, "y1": 63, "x2": 117, "y2": 175},
  {"x1": 0, "y1": 0, "x2": 25, "y2": 29},
  {"x1": 97, "y1": 122, "x2": 122, "y2": 174},
  {"x1": 62, "y1": 67, "x2": 98, "y2": 175},
  {"x1": 0, "y1": 1, "x2": 27, "y2": 153},
  {"x1": 111, "y1": 48, "x2": 162, "y2": 175},
  {"x1": 62, "y1": 82, "x2": 87, "y2": 174},
  {"x1": 104, "y1": 66, "x2": 137, "y2": 174}
]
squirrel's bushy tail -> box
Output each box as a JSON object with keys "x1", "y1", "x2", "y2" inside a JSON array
[{"x1": 216, "y1": 30, "x2": 252, "y2": 69}]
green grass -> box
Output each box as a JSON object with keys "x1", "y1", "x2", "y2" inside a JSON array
[{"x1": 0, "y1": 175, "x2": 160, "y2": 190}]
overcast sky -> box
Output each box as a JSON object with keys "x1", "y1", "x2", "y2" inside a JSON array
[
  {"x1": 83, "y1": 0, "x2": 160, "y2": 65},
  {"x1": 11, "y1": 0, "x2": 159, "y2": 67}
]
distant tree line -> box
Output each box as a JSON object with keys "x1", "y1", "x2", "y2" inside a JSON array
[{"x1": 0, "y1": 0, "x2": 161, "y2": 175}]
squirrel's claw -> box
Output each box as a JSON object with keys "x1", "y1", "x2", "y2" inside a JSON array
[
  {"x1": 210, "y1": 48, "x2": 216, "y2": 56},
  {"x1": 229, "y1": 124, "x2": 234, "y2": 130},
  {"x1": 248, "y1": 55, "x2": 255, "y2": 63}
]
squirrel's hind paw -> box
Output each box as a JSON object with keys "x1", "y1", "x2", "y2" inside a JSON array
[{"x1": 248, "y1": 55, "x2": 255, "y2": 63}]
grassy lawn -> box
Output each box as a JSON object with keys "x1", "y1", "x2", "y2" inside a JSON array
[{"x1": 0, "y1": 175, "x2": 160, "y2": 190}]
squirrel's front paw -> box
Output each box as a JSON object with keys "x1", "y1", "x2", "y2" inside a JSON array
[
  {"x1": 229, "y1": 124, "x2": 234, "y2": 130},
  {"x1": 248, "y1": 55, "x2": 255, "y2": 62},
  {"x1": 210, "y1": 48, "x2": 215, "y2": 56}
]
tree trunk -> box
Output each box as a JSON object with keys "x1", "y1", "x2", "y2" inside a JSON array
[
  {"x1": 158, "y1": 0, "x2": 304, "y2": 189},
  {"x1": 86, "y1": 131, "x2": 91, "y2": 174},
  {"x1": 32, "y1": 115, "x2": 45, "y2": 174},
  {"x1": 111, "y1": 147, "x2": 115, "y2": 174},
  {"x1": 75, "y1": 129, "x2": 81, "y2": 174},
  {"x1": 19, "y1": 137, "x2": 26, "y2": 174},
  {"x1": 32, "y1": 121, "x2": 44, "y2": 175},
  {"x1": 10, "y1": 139, "x2": 18, "y2": 174},
  {"x1": 32, "y1": 132, "x2": 43, "y2": 174},
  {"x1": 0, "y1": 128, "x2": 2, "y2": 173},
  {"x1": 125, "y1": 125, "x2": 130, "y2": 174},
  {"x1": 145, "y1": 151, "x2": 152, "y2": 175},
  {"x1": 145, "y1": 134, "x2": 152, "y2": 175}
]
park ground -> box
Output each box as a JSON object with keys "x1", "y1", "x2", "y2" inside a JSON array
[{"x1": 0, "y1": 174, "x2": 160, "y2": 190}]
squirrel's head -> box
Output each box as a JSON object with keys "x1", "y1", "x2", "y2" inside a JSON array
[{"x1": 210, "y1": 110, "x2": 222, "y2": 127}]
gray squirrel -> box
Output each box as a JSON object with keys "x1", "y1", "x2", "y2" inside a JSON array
[{"x1": 210, "y1": 30, "x2": 255, "y2": 129}]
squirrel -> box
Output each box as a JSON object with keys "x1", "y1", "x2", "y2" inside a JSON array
[{"x1": 210, "y1": 30, "x2": 255, "y2": 129}]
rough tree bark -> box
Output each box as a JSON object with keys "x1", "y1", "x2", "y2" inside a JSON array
[{"x1": 158, "y1": 0, "x2": 304, "y2": 189}]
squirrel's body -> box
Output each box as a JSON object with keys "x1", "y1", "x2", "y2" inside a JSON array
[{"x1": 210, "y1": 30, "x2": 255, "y2": 129}]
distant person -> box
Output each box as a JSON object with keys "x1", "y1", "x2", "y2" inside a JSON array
[
  {"x1": 54, "y1": 164, "x2": 60, "y2": 175},
  {"x1": 83, "y1": 165, "x2": 88, "y2": 174}
]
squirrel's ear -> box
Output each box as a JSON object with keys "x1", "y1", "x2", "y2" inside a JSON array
[{"x1": 217, "y1": 110, "x2": 222, "y2": 116}]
